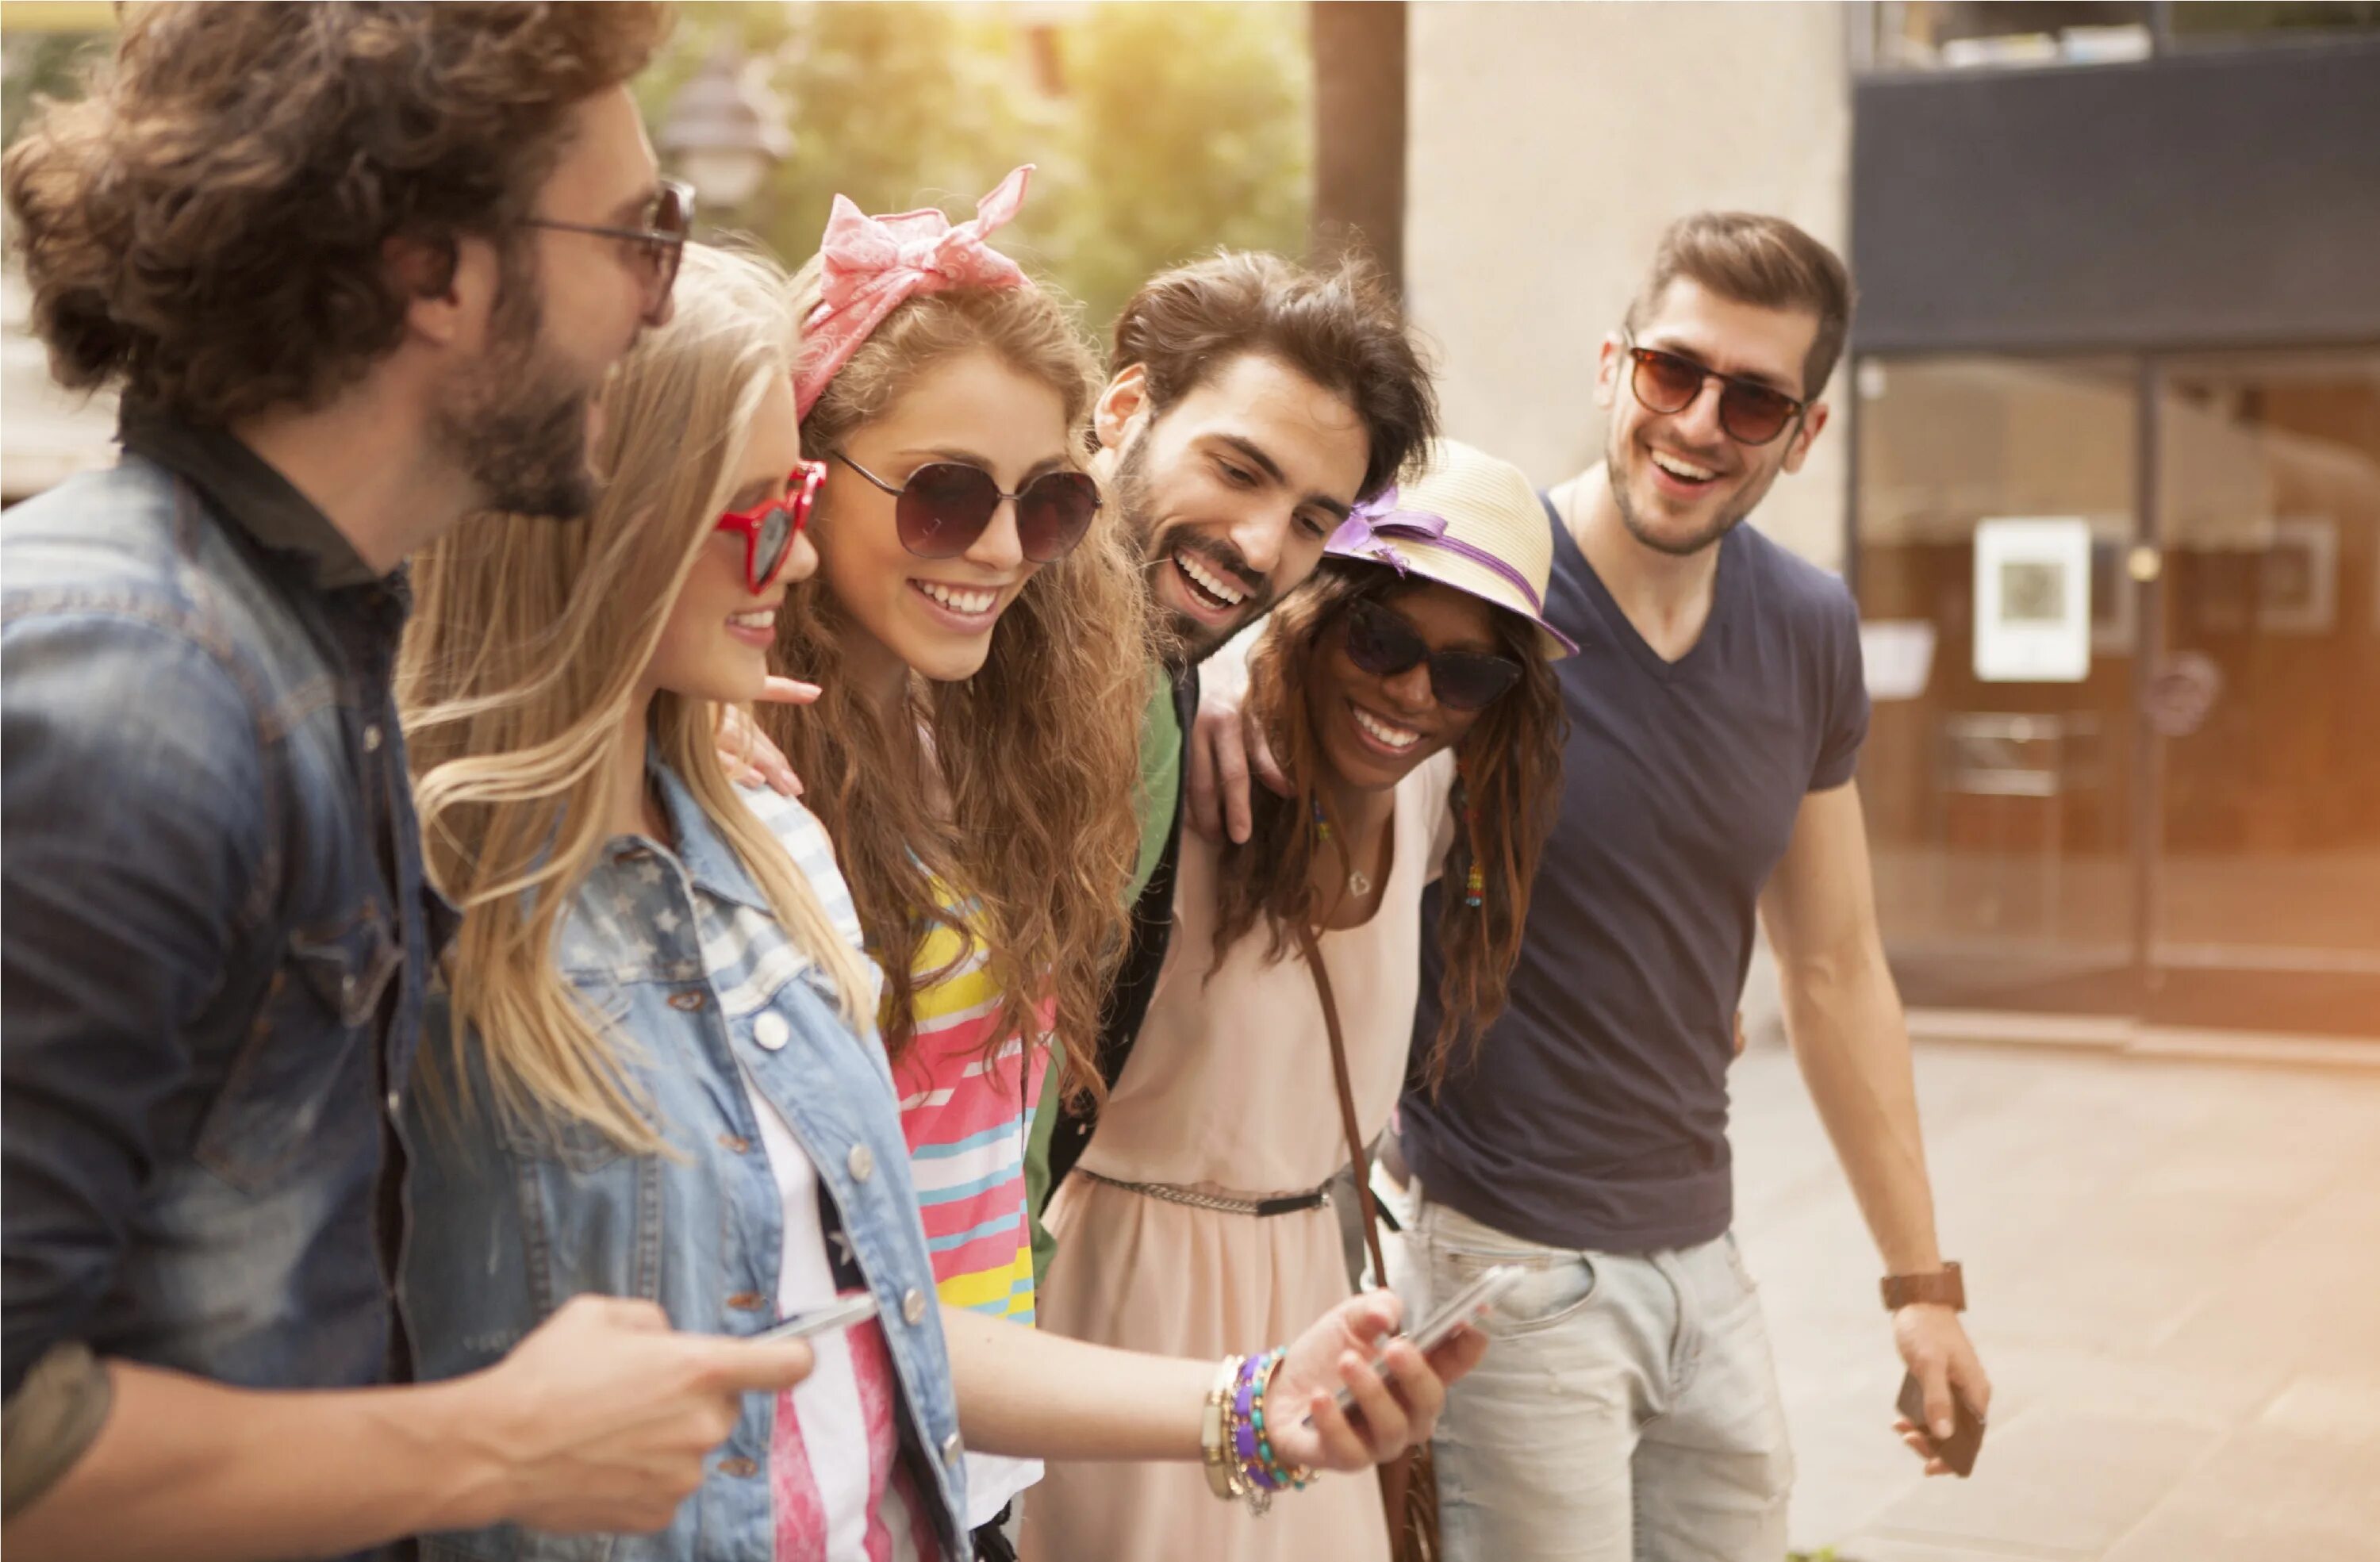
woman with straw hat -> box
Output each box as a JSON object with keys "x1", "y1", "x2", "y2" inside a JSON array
[{"x1": 1029, "y1": 439, "x2": 1571, "y2": 1562}]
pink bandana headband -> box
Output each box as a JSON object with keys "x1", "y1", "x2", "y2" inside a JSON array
[{"x1": 792, "y1": 164, "x2": 1035, "y2": 420}]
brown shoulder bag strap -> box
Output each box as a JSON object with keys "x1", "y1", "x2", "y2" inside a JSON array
[{"x1": 1293, "y1": 922, "x2": 1390, "y2": 1288}]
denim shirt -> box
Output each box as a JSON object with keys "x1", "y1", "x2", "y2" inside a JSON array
[
  {"x1": 2, "y1": 415, "x2": 436, "y2": 1453},
  {"x1": 402, "y1": 766, "x2": 967, "y2": 1560}
]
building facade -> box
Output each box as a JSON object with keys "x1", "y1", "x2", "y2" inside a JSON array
[{"x1": 1384, "y1": 1, "x2": 2380, "y2": 1040}]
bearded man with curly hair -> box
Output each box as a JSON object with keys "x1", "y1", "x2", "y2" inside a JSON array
[{"x1": 2, "y1": 8, "x2": 821, "y2": 1558}]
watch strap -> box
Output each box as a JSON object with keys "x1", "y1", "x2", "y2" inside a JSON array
[{"x1": 1881, "y1": 1260, "x2": 1965, "y2": 1312}]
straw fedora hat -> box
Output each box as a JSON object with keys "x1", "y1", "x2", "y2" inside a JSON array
[{"x1": 1322, "y1": 439, "x2": 1576, "y2": 659}]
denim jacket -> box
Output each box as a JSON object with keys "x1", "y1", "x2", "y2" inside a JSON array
[
  {"x1": 2, "y1": 415, "x2": 436, "y2": 1464},
  {"x1": 402, "y1": 766, "x2": 967, "y2": 1560}
]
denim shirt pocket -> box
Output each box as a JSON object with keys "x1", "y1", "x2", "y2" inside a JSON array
[
  {"x1": 194, "y1": 900, "x2": 399, "y2": 1192},
  {"x1": 493, "y1": 978, "x2": 638, "y2": 1176}
]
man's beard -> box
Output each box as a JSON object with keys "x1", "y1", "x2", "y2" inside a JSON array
[
  {"x1": 1111, "y1": 436, "x2": 1270, "y2": 672},
  {"x1": 437, "y1": 261, "x2": 604, "y2": 521},
  {"x1": 1605, "y1": 424, "x2": 1772, "y2": 559}
]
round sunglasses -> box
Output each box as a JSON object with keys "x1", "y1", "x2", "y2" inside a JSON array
[
  {"x1": 833, "y1": 452, "x2": 1101, "y2": 563},
  {"x1": 1621, "y1": 333, "x2": 1809, "y2": 447},
  {"x1": 715, "y1": 459, "x2": 826, "y2": 592},
  {"x1": 1343, "y1": 598, "x2": 1523, "y2": 712}
]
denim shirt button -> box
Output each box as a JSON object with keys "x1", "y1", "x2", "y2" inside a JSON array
[
  {"x1": 667, "y1": 990, "x2": 708, "y2": 1013},
  {"x1": 719, "y1": 1456, "x2": 759, "y2": 1479},
  {"x1": 363, "y1": 723, "x2": 384, "y2": 753},
  {"x1": 846, "y1": 1144, "x2": 874, "y2": 1182},
  {"x1": 902, "y1": 1288, "x2": 928, "y2": 1326},
  {"x1": 725, "y1": 1291, "x2": 767, "y2": 1311},
  {"x1": 753, "y1": 1012, "x2": 791, "y2": 1051},
  {"x1": 940, "y1": 1432, "x2": 963, "y2": 1464},
  {"x1": 718, "y1": 1132, "x2": 753, "y2": 1153}
]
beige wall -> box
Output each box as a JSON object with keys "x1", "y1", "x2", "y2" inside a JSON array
[{"x1": 1404, "y1": 1, "x2": 1854, "y2": 569}]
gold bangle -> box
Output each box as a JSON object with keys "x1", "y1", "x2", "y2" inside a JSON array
[{"x1": 1202, "y1": 1354, "x2": 1245, "y2": 1501}]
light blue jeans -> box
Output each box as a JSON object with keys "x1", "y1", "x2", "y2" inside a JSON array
[{"x1": 1384, "y1": 1186, "x2": 1794, "y2": 1562}]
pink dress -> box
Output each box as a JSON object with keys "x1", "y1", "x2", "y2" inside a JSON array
[{"x1": 1024, "y1": 753, "x2": 1454, "y2": 1562}]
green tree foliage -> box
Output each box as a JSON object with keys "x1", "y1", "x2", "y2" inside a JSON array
[
  {"x1": 639, "y1": 2, "x2": 1312, "y2": 348},
  {"x1": 2, "y1": 29, "x2": 109, "y2": 149}
]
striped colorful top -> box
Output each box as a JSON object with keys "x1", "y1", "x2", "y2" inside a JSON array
[{"x1": 891, "y1": 888, "x2": 1054, "y2": 1326}]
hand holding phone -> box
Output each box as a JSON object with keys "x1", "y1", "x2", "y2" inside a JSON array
[
  {"x1": 1896, "y1": 1370, "x2": 1985, "y2": 1477},
  {"x1": 753, "y1": 1291, "x2": 880, "y2": 1345},
  {"x1": 1307, "y1": 1264, "x2": 1524, "y2": 1425}
]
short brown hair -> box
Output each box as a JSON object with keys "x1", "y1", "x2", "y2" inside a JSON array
[
  {"x1": 2, "y1": 2, "x2": 672, "y2": 425},
  {"x1": 1626, "y1": 212, "x2": 1855, "y2": 401},
  {"x1": 1110, "y1": 250, "x2": 1438, "y2": 501}
]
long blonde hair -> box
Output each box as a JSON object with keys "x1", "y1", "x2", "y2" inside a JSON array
[
  {"x1": 400, "y1": 245, "x2": 875, "y2": 1153},
  {"x1": 762, "y1": 260, "x2": 1150, "y2": 1105}
]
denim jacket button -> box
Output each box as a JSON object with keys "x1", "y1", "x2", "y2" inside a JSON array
[
  {"x1": 941, "y1": 1432, "x2": 963, "y2": 1464},
  {"x1": 668, "y1": 990, "x2": 707, "y2": 1012},
  {"x1": 725, "y1": 1291, "x2": 767, "y2": 1311},
  {"x1": 363, "y1": 723, "x2": 384, "y2": 754},
  {"x1": 753, "y1": 1012, "x2": 791, "y2": 1051},
  {"x1": 719, "y1": 1456, "x2": 759, "y2": 1479},
  {"x1": 718, "y1": 1132, "x2": 753, "y2": 1153},
  {"x1": 902, "y1": 1288, "x2": 927, "y2": 1326},
  {"x1": 846, "y1": 1144, "x2": 875, "y2": 1182}
]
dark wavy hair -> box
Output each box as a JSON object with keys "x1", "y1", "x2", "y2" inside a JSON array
[
  {"x1": 1107, "y1": 250, "x2": 1438, "y2": 501},
  {"x1": 1211, "y1": 561, "x2": 1565, "y2": 1088},
  {"x1": 2, "y1": 2, "x2": 671, "y2": 424}
]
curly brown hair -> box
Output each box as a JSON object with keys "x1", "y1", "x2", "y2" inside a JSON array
[
  {"x1": 762, "y1": 269, "x2": 1152, "y2": 1106},
  {"x1": 2, "y1": 2, "x2": 671, "y2": 424},
  {"x1": 1211, "y1": 562, "x2": 1565, "y2": 1089}
]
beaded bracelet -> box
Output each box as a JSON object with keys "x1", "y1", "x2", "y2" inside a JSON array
[{"x1": 1233, "y1": 1348, "x2": 1314, "y2": 1511}]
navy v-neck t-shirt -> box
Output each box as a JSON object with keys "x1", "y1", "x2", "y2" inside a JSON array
[{"x1": 1401, "y1": 492, "x2": 1869, "y2": 1253}]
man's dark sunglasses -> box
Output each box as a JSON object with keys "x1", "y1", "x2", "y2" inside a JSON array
[
  {"x1": 521, "y1": 178, "x2": 695, "y2": 327},
  {"x1": 1343, "y1": 598, "x2": 1523, "y2": 712},
  {"x1": 1622, "y1": 333, "x2": 1809, "y2": 447},
  {"x1": 833, "y1": 452, "x2": 1102, "y2": 564}
]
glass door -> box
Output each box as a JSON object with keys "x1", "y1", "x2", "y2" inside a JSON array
[
  {"x1": 2145, "y1": 349, "x2": 2380, "y2": 1034},
  {"x1": 1853, "y1": 355, "x2": 2146, "y2": 1015}
]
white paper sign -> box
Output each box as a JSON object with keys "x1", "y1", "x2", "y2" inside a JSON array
[
  {"x1": 1859, "y1": 620, "x2": 1937, "y2": 702},
  {"x1": 1974, "y1": 517, "x2": 2091, "y2": 683}
]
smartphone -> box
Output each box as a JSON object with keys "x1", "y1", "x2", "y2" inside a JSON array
[
  {"x1": 753, "y1": 1291, "x2": 881, "y2": 1344},
  {"x1": 1895, "y1": 1371, "x2": 1985, "y2": 1477},
  {"x1": 1313, "y1": 1264, "x2": 1526, "y2": 1422}
]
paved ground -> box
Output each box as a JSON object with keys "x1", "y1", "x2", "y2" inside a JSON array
[{"x1": 1731, "y1": 1040, "x2": 2380, "y2": 1562}]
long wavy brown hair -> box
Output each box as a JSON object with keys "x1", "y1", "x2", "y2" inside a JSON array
[
  {"x1": 1212, "y1": 561, "x2": 1564, "y2": 1088},
  {"x1": 761, "y1": 267, "x2": 1151, "y2": 1104}
]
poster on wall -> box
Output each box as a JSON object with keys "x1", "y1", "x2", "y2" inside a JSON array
[
  {"x1": 2257, "y1": 516, "x2": 2337, "y2": 635},
  {"x1": 1974, "y1": 516, "x2": 2092, "y2": 682}
]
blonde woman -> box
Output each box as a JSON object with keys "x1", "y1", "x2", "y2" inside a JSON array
[
  {"x1": 398, "y1": 244, "x2": 1483, "y2": 1562},
  {"x1": 756, "y1": 169, "x2": 1146, "y2": 1537}
]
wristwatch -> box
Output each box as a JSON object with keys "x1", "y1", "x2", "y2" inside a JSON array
[{"x1": 1880, "y1": 1261, "x2": 1965, "y2": 1312}]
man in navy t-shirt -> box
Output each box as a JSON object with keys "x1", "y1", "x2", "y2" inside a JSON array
[{"x1": 1389, "y1": 214, "x2": 1991, "y2": 1560}]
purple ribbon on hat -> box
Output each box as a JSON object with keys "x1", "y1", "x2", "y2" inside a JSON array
[{"x1": 1324, "y1": 488, "x2": 1548, "y2": 612}]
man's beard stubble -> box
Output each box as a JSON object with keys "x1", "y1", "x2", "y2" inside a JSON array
[
  {"x1": 1603, "y1": 422, "x2": 1774, "y2": 560},
  {"x1": 1110, "y1": 435, "x2": 1269, "y2": 674},
  {"x1": 436, "y1": 258, "x2": 605, "y2": 522}
]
